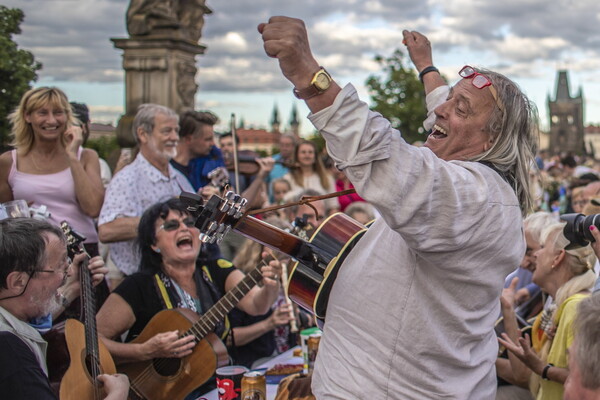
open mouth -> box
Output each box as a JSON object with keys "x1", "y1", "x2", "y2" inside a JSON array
[
  {"x1": 176, "y1": 237, "x2": 193, "y2": 249},
  {"x1": 430, "y1": 124, "x2": 448, "y2": 139}
]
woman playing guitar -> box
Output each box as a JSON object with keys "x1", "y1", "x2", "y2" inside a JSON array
[{"x1": 95, "y1": 198, "x2": 282, "y2": 400}]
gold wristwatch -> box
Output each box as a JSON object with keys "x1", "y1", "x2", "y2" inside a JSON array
[{"x1": 293, "y1": 67, "x2": 332, "y2": 100}]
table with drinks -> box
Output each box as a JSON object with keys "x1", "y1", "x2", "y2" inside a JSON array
[
  {"x1": 201, "y1": 326, "x2": 322, "y2": 400},
  {"x1": 199, "y1": 346, "x2": 302, "y2": 400}
]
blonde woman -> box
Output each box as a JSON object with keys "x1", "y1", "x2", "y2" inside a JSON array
[
  {"x1": 498, "y1": 222, "x2": 596, "y2": 400},
  {"x1": 0, "y1": 87, "x2": 104, "y2": 249}
]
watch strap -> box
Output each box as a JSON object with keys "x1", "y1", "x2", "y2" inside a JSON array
[{"x1": 293, "y1": 67, "x2": 330, "y2": 100}]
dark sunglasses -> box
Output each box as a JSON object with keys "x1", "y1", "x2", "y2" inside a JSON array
[{"x1": 158, "y1": 217, "x2": 196, "y2": 232}]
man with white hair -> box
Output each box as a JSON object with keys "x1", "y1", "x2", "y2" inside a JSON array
[{"x1": 98, "y1": 104, "x2": 193, "y2": 277}]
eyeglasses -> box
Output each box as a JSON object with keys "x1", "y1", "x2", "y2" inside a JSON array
[
  {"x1": 158, "y1": 217, "x2": 196, "y2": 232},
  {"x1": 34, "y1": 256, "x2": 72, "y2": 281},
  {"x1": 459, "y1": 65, "x2": 505, "y2": 113}
]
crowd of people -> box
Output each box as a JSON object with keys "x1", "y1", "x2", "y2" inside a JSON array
[{"x1": 1, "y1": 14, "x2": 600, "y2": 400}]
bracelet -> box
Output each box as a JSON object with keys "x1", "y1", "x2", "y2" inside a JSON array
[
  {"x1": 418, "y1": 66, "x2": 439, "y2": 83},
  {"x1": 541, "y1": 363, "x2": 554, "y2": 380}
]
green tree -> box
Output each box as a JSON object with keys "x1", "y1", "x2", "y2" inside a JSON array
[
  {"x1": 0, "y1": 6, "x2": 42, "y2": 150},
  {"x1": 365, "y1": 49, "x2": 430, "y2": 144},
  {"x1": 85, "y1": 135, "x2": 120, "y2": 162}
]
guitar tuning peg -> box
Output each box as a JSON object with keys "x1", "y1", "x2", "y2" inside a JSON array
[
  {"x1": 225, "y1": 191, "x2": 236, "y2": 201},
  {"x1": 206, "y1": 221, "x2": 219, "y2": 235},
  {"x1": 227, "y1": 205, "x2": 238, "y2": 216},
  {"x1": 219, "y1": 202, "x2": 231, "y2": 213},
  {"x1": 222, "y1": 225, "x2": 231, "y2": 237},
  {"x1": 234, "y1": 209, "x2": 245, "y2": 219}
]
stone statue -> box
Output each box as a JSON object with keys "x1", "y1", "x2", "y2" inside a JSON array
[
  {"x1": 176, "y1": 60, "x2": 198, "y2": 109},
  {"x1": 127, "y1": 0, "x2": 212, "y2": 41}
]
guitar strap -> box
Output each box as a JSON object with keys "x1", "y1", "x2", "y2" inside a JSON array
[{"x1": 153, "y1": 263, "x2": 229, "y2": 340}]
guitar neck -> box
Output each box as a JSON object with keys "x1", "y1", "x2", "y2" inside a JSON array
[
  {"x1": 233, "y1": 216, "x2": 316, "y2": 266},
  {"x1": 79, "y1": 253, "x2": 101, "y2": 374},
  {"x1": 186, "y1": 266, "x2": 264, "y2": 340}
]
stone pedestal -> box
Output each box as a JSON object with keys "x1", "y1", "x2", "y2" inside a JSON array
[{"x1": 111, "y1": 36, "x2": 205, "y2": 147}]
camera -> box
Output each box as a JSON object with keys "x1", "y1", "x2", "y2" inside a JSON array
[{"x1": 560, "y1": 213, "x2": 600, "y2": 249}]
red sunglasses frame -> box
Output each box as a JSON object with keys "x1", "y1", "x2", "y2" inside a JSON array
[{"x1": 459, "y1": 65, "x2": 505, "y2": 113}]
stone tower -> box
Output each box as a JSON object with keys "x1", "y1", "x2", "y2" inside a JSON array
[
  {"x1": 271, "y1": 104, "x2": 280, "y2": 133},
  {"x1": 289, "y1": 103, "x2": 300, "y2": 138},
  {"x1": 547, "y1": 70, "x2": 585, "y2": 155}
]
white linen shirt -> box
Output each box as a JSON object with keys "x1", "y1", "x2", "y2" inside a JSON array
[
  {"x1": 308, "y1": 84, "x2": 525, "y2": 400},
  {"x1": 98, "y1": 153, "x2": 193, "y2": 275}
]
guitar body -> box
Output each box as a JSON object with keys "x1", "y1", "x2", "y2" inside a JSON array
[
  {"x1": 119, "y1": 308, "x2": 229, "y2": 400},
  {"x1": 286, "y1": 213, "x2": 367, "y2": 322},
  {"x1": 59, "y1": 319, "x2": 117, "y2": 400}
]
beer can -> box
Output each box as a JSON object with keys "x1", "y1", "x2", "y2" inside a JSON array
[
  {"x1": 241, "y1": 370, "x2": 266, "y2": 400},
  {"x1": 300, "y1": 327, "x2": 321, "y2": 374},
  {"x1": 307, "y1": 332, "x2": 322, "y2": 373}
]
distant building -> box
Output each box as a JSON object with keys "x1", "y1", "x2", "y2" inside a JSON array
[
  {"x1": 89, "y1": 122, "x2": 116, "y2": 140},
  {"x1": 235, "y1": 104, "x2": 301, "y2": 155},
  {"x1": 236, "y1": 128, "x2": 280, "y2": 154},
  {"x1": 584, "y1": 124, "x2": 600, "y2": 159},
  {"x1": 547, "y1": 70, "x2": 585, "y2": 155}
]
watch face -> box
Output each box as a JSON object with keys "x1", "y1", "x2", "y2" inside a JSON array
[{"x1": 314, "y1": 72, "x2": 331, "y2": 91}]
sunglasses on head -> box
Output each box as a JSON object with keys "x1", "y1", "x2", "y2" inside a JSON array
[
  {"x1": 158, "y1": 217, "x2": 196, "y2": 232},
  {"x1": 459, "y1": 65, "x2": 505, "y2": 113}
]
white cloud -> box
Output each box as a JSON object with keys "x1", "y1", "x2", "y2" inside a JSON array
[{"x1": 4, "y1": 0, "x2": 600, "y2": 128}]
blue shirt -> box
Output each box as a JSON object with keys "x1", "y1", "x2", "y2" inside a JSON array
[
  {"x1": 267, "y1": 153, "x2": 290, "y2": 201},
  {"x1": 504, "y1": 267, "x2": 540, "y2": 298},
  {"x1": 188, "y1": 147, "x2": 226, "y2": 191}
]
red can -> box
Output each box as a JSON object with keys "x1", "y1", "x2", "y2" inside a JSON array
[{"x1": 241, "y1": 370, "x2": 266, "y2": 400}]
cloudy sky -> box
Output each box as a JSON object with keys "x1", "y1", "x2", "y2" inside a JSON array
[{"x1": 5, "y1": 0, "x2": 600, "y2": 136}]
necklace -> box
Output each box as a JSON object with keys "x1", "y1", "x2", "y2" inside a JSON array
[
  {"x1": 30, "y1": 152, "x2": 46, "y2": 171},
  {"x1": 29, "y1": 149, "x2": 59, "y2": 172}
]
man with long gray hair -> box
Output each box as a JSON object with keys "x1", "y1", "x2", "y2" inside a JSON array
[{"x1": 258, "y1": 17, "x2": 538, "y2": 399}]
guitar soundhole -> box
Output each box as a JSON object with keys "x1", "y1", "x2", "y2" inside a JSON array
[{"x1": 152, "y1": 358, "x2": 181, "y2": 376}]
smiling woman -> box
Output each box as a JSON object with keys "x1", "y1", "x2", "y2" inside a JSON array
[{"x1": 0, "y1": 87, "x2": 107, "y2": 315}]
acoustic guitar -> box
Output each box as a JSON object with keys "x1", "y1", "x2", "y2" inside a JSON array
[
  {"x1": 44, "y1": 222, "x2": 117, "y2": 400},
  {"x1": 180, "y1": 191, "x2": 368, "y2": 327},
  {"x1": 119, "y1": 264, "x2": 265, "y2": 400}
]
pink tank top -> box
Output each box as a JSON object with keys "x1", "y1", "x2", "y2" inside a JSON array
[{"x1": 8, "y1": 149, "x2": 99, "y2": 243}]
